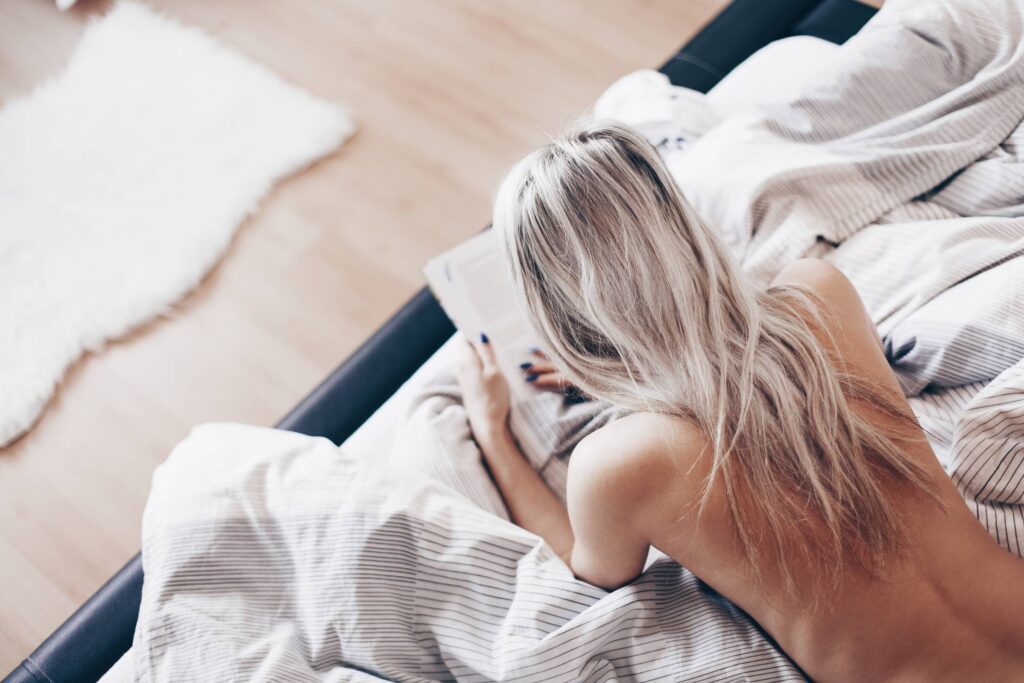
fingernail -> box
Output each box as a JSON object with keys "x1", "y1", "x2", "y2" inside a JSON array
[
  {"x1": 525, "y1": 374, "x2": 538, "y2": 383},
  {"x1": 480, "y1": 332, "x2": 489, "y2": 344},
  {"x1": 528, "y1": 345, "x2": 541, "y2": 353},
  {"x1": 519, "y1": 362, "x2": 533, "y2": 370}
]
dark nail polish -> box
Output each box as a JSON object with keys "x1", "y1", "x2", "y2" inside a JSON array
[
  {"x1": 480, "y1": 332, "x2": 489, "y2": 344},
  {"x1": 525, "y1": 374, "x2": 538, "y2": 383},
  {"x1": 519, "y1": 362, "x2": 533, "y2": 370}
]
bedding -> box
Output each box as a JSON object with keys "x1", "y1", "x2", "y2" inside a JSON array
[
  {"x1": 129, "y1": 2, "x2": 1024, "y2": 680},
  {"x1": 131, "y1": 359, "x2": 1024, "y2": 682},
  {"x1": 133, "y1": 423, "x2": 803, "y2": 682},
  {"x1": 661, "y1": 0, "x2": 1024, "y2": 395}
]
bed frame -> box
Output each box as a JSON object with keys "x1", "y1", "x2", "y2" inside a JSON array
[{"x1": 4, "y1": 1, "x2": 876, "y2": 680}]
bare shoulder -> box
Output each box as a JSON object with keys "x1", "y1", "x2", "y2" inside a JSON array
[
  {"x1": 569, "y1": 412, "x2": 709, "y2": 517},
  {"x1": 771, "y1": 258, "x2": 903, "y2": 398},
  {"x1": 772, "y1": 259, "x2": 877, "y2": 350},
  {"x1": 771, "y1": 259, "x2": 863, "y2": 315},
  {"x1": 566, "y1": 412, "x2": 718, "y2": 581},
  {"x1": 563, "y1": 413, "x2": 708, "y2": 588}
]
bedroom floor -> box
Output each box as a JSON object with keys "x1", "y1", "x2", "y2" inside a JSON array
[{"x1": 0, "y1": 0, "x2": 732, "y2": 668}]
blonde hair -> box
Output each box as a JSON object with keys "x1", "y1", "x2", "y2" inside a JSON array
[{"x1": 493, "y1": 120, "x2": 937, "y2": 600}]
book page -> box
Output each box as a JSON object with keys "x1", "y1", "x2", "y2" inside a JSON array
[
  {"x1": 425, "y1": 230, "x2": 537, "y2": 401},
  {"x1": 425, "y1": 230, "x2": 618, "y2": 473}
]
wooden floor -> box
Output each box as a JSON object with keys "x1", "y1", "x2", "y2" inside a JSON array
[{"x1": 0, "y1": 0, "x2": 729, "y2": 669}]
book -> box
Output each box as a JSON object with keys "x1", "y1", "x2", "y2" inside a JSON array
[
  {"x1": 423, "y1": 229, "x2": 626, "y2": 477},
  {"x1": 425, "y1": 229, "x2": 575, "y2": 471},
  {"x1": 424, "y1": 229, "x2": 539, "y2": 402}
]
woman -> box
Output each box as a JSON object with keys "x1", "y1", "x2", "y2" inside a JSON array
[{"x1": 456, "y1": 121, "x2": 1024, "y2": 681}]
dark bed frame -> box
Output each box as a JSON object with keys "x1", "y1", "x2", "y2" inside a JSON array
[{"x1": 4, "y1": 1, "x2": 876, "y2": 680}]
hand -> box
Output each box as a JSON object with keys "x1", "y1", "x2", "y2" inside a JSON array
[
  {"x1": 457, "y1": 333, "x2": 512, "y2": 447},
  {"x1": 519, "y1": 348, "x2": 588, "y2": 401}
]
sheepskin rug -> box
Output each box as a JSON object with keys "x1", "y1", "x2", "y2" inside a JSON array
[{"x1": 0, "y1": 3, "x2": 355, "y2": 446}]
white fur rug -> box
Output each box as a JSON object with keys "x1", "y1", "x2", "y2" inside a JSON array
[{"x1": 0, "y1": 3, "x2": 355, "y2": 446}]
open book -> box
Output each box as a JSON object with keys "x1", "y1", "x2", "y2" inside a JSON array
[
  {"x1": 424, "y1": 229, "x2": 628, "y2": 480},
  {"x1": 426, "y1": 229, "x2": 615, "y2": 472},
  {"x1": 424, "y1": 229, "x2": 539, "y2": 403}
]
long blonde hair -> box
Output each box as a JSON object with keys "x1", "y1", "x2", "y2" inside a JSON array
[{"x1": 493, "y1": 120, "x2": 937, "y2": 599}]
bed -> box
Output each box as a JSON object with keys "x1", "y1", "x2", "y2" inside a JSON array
[{"x1": 4, "y1": 1, "x2": 879, "y2": 681}]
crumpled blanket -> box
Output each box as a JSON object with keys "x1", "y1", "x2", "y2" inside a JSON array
[{"x1": 133, "y1": 423, "x2": 802, "y2": 682}]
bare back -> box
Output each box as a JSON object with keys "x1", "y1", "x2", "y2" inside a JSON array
[{"x1": 567, "y1": 260, "x2": 1024, "y2": 681}]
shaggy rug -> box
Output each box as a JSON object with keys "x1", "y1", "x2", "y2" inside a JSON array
[{"x1": 0, "y1": 3, "x2": 355, "y2": 446}]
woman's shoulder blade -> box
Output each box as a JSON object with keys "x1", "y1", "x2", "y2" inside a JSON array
[{"x1": 570, "y1": 412, "x2": 709, "y2": 503}]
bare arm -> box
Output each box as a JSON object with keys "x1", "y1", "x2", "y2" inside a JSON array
[
  {"x1": 457, "y1": 336, "x2": 574, "y2": 559},
  {"x1": 457, "y1": 335, "x2": 649, "y2": 588},
  {"x1": 475, "y1": 427, "x2": 575, "y2": 560},
  {"x1": 482, "y1": 420, "x2": 654, "y2": 590},
  {"x1": 564, "y1": 426, "x2": 653, "y2": 589}
]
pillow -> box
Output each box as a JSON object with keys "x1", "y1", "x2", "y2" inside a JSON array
[
  {"x1": 706, "y1": 35, "x2": 841, "y2": 119},
  {"x1": 593, "y1": 36, "x2": 844, "y2": 155}
]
